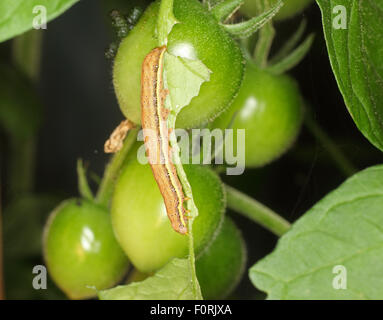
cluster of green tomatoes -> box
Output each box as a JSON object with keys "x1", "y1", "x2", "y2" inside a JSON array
[{"x1": 43, "y1": 0, "x2": 311, "y2": 299}]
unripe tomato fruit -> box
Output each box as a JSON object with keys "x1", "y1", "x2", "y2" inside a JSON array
[
  {"x1": 196, "y1": 217, "x2": 246, "y2": 299},
  {"x1": 240, "y1": 0, "x2": 313, "y2": 21},
  {"x1": 211, "y1": 63, "x2": 303, "y2": 168},
  {"x1": 43, "y1": 199, "x2": 129, "y2": 300},
  {"x1": 111, "y1": 159, "x2": 225, "y2": 272},
  {"x1": 113, "y1": 0, "x2": 244, "y2": 129}
]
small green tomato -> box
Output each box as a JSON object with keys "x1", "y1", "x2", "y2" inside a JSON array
[
  {"x1": 113, "y1": 0, "x2": 244, "y2": 129},
  {"x1": 111, "y1": 159, "x2": 225, "y2": 272},
  {"x1": 196, "y1": 217, "x2": 247, "y2": 299},
  {"x1": 43, "y1": 199, "x2": 129, "y2": 299},
  {"x1": 211, "y1": 63, "x2": 303, "y2": 168}
]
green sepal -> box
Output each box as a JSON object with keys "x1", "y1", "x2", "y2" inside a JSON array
[
  {"x1": 211, "y1": 0, "x2": 244, "y2": 22},
  {"x1": 222, "y1": 0, "x2": 283, "y2": 38}
]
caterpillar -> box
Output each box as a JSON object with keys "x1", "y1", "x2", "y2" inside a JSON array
[{"x1": 141, "y1": 46, "x2": 188, "y2": 235}]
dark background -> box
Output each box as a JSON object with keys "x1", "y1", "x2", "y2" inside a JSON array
[{"x1": 1, "y1": 0, "x2": 382, "y2": 299}]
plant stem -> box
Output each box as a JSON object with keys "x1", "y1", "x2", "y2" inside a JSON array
[
  {"x1": 157, "y1": 0, "x2": 177, "y2": 46},
  {"x1": 304, "y1": 112, "x2": 357, "y2": 177},
  {"x1": 8, "y1": 137, "x2": 37, "y2": 197},
  {"x1": 0, "y1": 182, "x2": 4, "y2": 300},
  {"x1": 96, "y1": 128, "x2": 138, "y2": 207},
  {"x1": 253, "y1": 0, "x2": 275, "y2": 68},
  {"x1": 9, "y1": 30, "x2": 43, "y2": 196},
  {"x1": 12, "y1": 30, "x2": 42, "y2": 82},
  {"x1": 225, "y1": 184, "x2": 291, "y2": 237}
]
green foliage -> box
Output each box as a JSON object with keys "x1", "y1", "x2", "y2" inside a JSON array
[
  {"x1": 99, "y1": 258, "x2": 195, "y2": 300},
  {"x1": 250, "y1": 165, "x2": 383, "y2": 299},
  {"x1": 316, "y1": 0, "x2": 383, "y2": 151},
  {"x1": 0, "y1": 0, "x2": 80, "y2": 43}
]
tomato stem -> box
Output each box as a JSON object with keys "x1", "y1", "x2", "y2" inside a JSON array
[
  {"x1": 157, "y1": 0, "x2": 178, "y2": 46},
  {"x1": 8, "y1": 30, "x2": 42, "y2": 197},
  {"x1": 77, "y1": 159, "x2": 94, "y2": 201},
  {"x1": 304, "y1": 110, "x2": 358, "y2": 177},
  {"x1": 96, "y1": 127, "x2": 139, "y2": 207},
  {"x1": 0, "y1": 183, "x2": 4, "y2": 300},
  {"x1": 253, "y1": 0, "x2": 275, "y2": 68},
  {"x1": 225, "y1": 184, "x2": 291, "y2": 237}
]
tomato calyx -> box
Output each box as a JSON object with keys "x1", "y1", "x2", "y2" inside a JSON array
[
  {"x1": 105, "y1": 7, "x2": 143, "y2": 60},
  {"x1": 239, "y1": 3, "x2": 314, "y2": 74},
  {"x1": 207, "y1": 0, "x2": 283, "y2": 38}
]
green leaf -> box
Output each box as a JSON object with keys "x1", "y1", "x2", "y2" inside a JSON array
[
  {"x1": 164, "y1": 53, "x2": 211, "y2": 115},
  {"x1": 0, "y1": 0, "x2": 79, "y2": 43},
  {"x1": 250, "y1": 165, "x2": 383, "y2": 299},
  {"x1": 99, "y1": 258, "x2": 195, "y2": 300},
  {"x1": 316, "y1": 0, "x2": 383, "y2": 151},
  {"x1": 163, "y1": 51, "x2": 210, "y2": 300}
]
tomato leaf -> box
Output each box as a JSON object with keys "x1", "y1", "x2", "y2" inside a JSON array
[
  {"x1": 316, "y1": 0, "x2": 383, "y2": 151},
  {"x1": 0, "y1": 0, "x2": 79, "y2": 43},
  {"x1": 250, "y1": 165, "x2": 383, "y2": 299},
  {"x1": 163, "y1": 51, "x2": 210, "y2": 300},
  {"x1": 164, "y1": 53, "x2": 211, "y2": 114},
  {"x1": 98, "y1": 258, "x2": 195, "y2": 300}
]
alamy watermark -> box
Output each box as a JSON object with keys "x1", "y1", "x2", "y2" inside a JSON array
[
  {"x1": 137, "y1": 127, "x2": 246, "y2": 176},
  {"x1": 32, "y1": 265, "x2": 47, "y2": 290},
  {"x1": 332, "y1": 265, "x2": 347, "y2": 290},
  {"x1": 332, "y1": 5, "x2": 347, "y2": 30},
  {"x1": 32, "y1": 5, "x2": 47, "y2": 30}
]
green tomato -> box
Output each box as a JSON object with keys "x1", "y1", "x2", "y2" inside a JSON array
[
  {"x1": 113, "y1": 0, "x2": 244, "y2": 129},
  {"x1": 111, "y1": 159, "x2": 225, "y2": 272},
  {"x1": 196, "y1": 217, "x2": 246, "y2": 299},
  {"x1": 43, "y1": 199, "x2": 129, "y2": 300},
  {"x1": 211, "y1": 63, "x2": 303, "y2": 168},
  {"x1": 240, "y1": 0, "x2": 313, "y2": 21}
]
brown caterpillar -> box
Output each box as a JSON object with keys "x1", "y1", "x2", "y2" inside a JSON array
[{"x1": 141, "y1": 46, "x2": 188, "y2": 235}]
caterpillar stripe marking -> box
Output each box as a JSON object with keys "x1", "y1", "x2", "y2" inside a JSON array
[{"x1": 141, "y1": 46, "x2": 188, "y2": 235}]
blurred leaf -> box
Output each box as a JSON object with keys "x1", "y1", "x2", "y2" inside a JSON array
[
  {"x1": 250, "y1": 165, "x2": 383, "y2": 299},
  {"x1": 3, "y1": 194, "x2": 61, "y2": 259},
  {"x1": 99, "y1": 258, "x2": 195, "y2": 300},
  {"x1": 5, "y1": 259, "x2": 66, "y2": 300},
  {"x1": 316, "y1": 0, "x2": 383, "y2": 151},
  {"x1": 0, "y1": 64, "x2": 42, "y2": 139},
  {"x1": 0, "y1": 0, "x2": 79, "y2": 43},
  {"x1": 3, "y1": 194, "x2": 65, "y2": 299}
]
